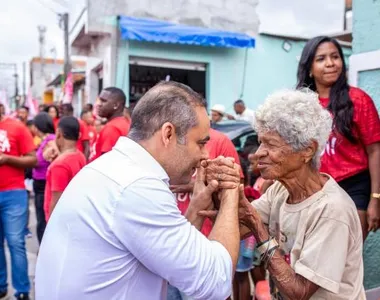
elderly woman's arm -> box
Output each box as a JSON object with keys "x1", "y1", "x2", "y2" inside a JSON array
[{"x1": 245, "y1": 207, "x2": 319, "y2": 300}]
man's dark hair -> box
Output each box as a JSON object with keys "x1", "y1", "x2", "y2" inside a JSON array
[
  {"x1": 234, "y1": 99, "x2": 245, "y2": 106},
  {"x1": 128, "y1": 81, "x2": 206, "y2": 144},
  {"x1": 80, "y1": 109, "x2": 91, "y2": 118},
  {"x1": 103, "y1": 87, "x2": 127, "y2": 107},
  {"x1": 20, "y1": 105, "x2": 30, "y2": 112},
  {"x1": 61, "y1": 103, "x2": 74, "y2": 114},
  {"x1": 58, "y1": 116, "x2": 80, "y2": 141},
  {"x1": 34, "y1": 112, "x2": 55, "y2": 134},
  {"x1": 85, "y1": 103, "x2": 94, "y2": 111}
]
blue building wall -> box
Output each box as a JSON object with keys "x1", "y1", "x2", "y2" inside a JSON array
[
  {"x1": 353, "y1": 0, "x2": 380, "y2": 291},
  {"x1": 116, "y1": 35, "x2": 351, "y2": 113}
]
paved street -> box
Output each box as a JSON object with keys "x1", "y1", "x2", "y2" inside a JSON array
[{"x1": 4, "y1": 197, "x2": 38, "y2": 300}]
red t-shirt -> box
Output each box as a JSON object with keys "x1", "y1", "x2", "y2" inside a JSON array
[
  {"x1": 44, "y1": 151, "x2": 86, "y2": 221},
  {"x1": 87, "y1": 124, "x2": 97, "y2": 148},
  {"x1": 53, "y1": 118, "x2": 60, "y2": 130},
  {"x1": 76, "y1": 119, "x2": 90, "y2": 153},
  {"x1": 176, "y1": 128, "x2": 244, "y2": 237},
  {"x1": 91, "y1": 116, "x2": 131, "y2": 162},
  {"x1": 0, "y1": 117, "x2": 35, "y2": 191},
  {"x1": 319, "y1": 87, "x2": 380, "y2": 182}
]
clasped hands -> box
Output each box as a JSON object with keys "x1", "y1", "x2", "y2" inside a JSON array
[{"x1": 190, "y1": 156, "x2": 262, "y2": 237}]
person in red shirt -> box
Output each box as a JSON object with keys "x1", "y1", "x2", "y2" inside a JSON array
[
  {"x1": 61, "y1": 103, "x2": 90, "y2": 160},
  {"x1": 169, "y1": 128, "x2": 246, "y2": 300},
  {"x1": 44, "y1": 104, "x2": 60, "y2": 130},
  {"x1": 44, "y1": 116, "x2": 86, "y2": 222},
  {"x1": 17, "y1": 105, "x2": 29, "y2": 126},
  {"x1": 90, "y1": 87, "x2": 131, "y2": 162},
  {"x1": 0, "y1": 110, "x2": 37, "y2": 299},
  {"x1": 80, "y1": 109, "x2": 97, "y2": 150},
  {"x1": 297, "y1": 36, "x2": 380, "y2": 239}
]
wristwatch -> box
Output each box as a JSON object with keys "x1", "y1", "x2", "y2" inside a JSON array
[{"x1": 371, "y1": 193, "x2": 380, "y2": 199}]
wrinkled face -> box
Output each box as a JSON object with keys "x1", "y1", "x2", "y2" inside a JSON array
[
  {"x1": 310, "y1": 42, "x2": 343, "y2": 88},
  {"x1": 211, "y1": 110, "x2": 223, "y2": 123},
  {"x1": 97, "y1": 90, "x2": 119, "y2": 119},
  {"x1": 167, "y1": 106, "x2": 210, "y2": 185},
  {"x1": 48, "y1": 107, "x2": 57, "y2": 119},
  {"x1": 17, "y1": 108, "x2": 28, "y2": 122},
  {"x1": 234, "y1": 103, "x2": 245, "y2": 115},
  {"x1": 254, "y1": 131, "x2": 304, "y2": 180},
  {"x1": 82, "y1": 111, "x2": 94, "y2": 125}
]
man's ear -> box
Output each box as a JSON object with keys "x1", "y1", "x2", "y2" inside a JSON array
[
  {"x1": 56, "y1": 128, "x2": 62, "y2": 140},
  {"x1": 161, "y1": 122, "x2": 176, "y2": 147}
]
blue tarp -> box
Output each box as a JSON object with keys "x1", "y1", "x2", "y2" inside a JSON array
[{"x1": 119, "y1": 16, "x2": 255, "y2": 48}]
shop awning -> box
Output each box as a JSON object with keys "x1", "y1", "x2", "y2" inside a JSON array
[{"x1": 119, "y1": 16, "x2": 255, "y2": 48}]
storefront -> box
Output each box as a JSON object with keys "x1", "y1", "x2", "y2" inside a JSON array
[{"x1": 115, "y1": 16, "x2": 255, "y2": 109}]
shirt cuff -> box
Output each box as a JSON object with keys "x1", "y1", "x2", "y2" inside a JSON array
[{"x1": 294, "y1": 261, "x2": 340, "y2": 294}]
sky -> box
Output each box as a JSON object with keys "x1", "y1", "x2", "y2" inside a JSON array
[{"x1": 0, "y1": 0, "x2": 346, "y2": 97}]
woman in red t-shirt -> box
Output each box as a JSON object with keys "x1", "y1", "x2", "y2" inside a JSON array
[
  {"x1": 296, "y1": 36, "x2": 380, "y2": 239},
  {"x1": 45, "y1": 104, "x2": 60, "y2": 130}
]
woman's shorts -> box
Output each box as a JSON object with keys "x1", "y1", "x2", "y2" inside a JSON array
[
  {"x1": 236, "y1": 236, "x2": 256, "y2": 272},
  {"x1": 338, "y1": 170, "x2": 371, "y2": 211}
]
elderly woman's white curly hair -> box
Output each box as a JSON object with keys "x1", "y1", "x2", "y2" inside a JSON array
[{"x1": 254, "y1": 89, "x2": 332, "y2": 169}]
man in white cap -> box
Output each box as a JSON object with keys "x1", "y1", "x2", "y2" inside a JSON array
[{"x1": 210, "y1": 104, "x2": 225, "y2": 123}]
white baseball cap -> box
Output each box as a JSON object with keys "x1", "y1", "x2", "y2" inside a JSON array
[{"x1": 211, "y1": 104, "x2": 225, "y2": 115}]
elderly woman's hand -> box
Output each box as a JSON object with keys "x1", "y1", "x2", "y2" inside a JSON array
[
  {"x1": 237, "y1": 186, "x2": 266, "y2": 238},
  {"x1": 199, "y1": 184, "x2": 269, "y2": 242},
  {"x1": 203, "y1": 156, "x2": 241, "y2": 189}
]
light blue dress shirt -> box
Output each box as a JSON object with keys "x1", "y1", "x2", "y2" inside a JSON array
[{"x1": 35, "y1": 137, "x2": 233, "y2": 300}]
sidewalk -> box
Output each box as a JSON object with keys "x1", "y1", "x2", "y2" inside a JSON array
[{"x1": 4, "y1": 198, "x2": 38, "y2": 299}]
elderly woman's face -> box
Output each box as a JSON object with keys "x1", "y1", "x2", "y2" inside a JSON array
[{"x1": 254, "y1": 131, "x2": 304, "y2": 180}]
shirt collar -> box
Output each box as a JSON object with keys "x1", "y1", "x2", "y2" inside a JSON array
[{"x1": 113, "y1": 137, "x2": 170, "y2": 184}]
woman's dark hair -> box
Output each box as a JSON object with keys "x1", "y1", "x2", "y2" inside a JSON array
[
  {"x1": 44, "y1": 105, "x2": 60, "y2": 119},
  {"x1": 34, "y1": 112, "x2": 55, "y2": 134},
  {"x1": 296, "y1": 36, "x2": 356, "y2": 143}
]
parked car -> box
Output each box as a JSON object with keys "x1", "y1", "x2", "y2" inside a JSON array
[{"x1": 211, "y1": 120, "x2": 258, "y2": 153}]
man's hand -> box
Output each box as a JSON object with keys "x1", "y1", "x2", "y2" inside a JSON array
[
  {"x1": 189, "y1": 165, "x2": 219, "y2": 212},
  {"x1": 199, "y1": 185, "x2": 268, "y2": 241},
  {"x1": 203, "y1": 156, "x2": 240, "y2": 189},
  {"x1": 185, "y1": 165, "x2": 218, "y2": 230},
  {"x1": 43, "y1": 140, "x2": 59, "y2": 162},
  {"x1": 367, "y1": 198, "x2": 380, "y2": 232},
  {"x1": 0, "y1": 153, "x2": 9, "y2": 166}
]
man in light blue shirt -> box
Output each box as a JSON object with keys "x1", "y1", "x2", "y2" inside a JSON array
[{"x1": 35, "y1": 81, "x2": 241, "y2": 300}]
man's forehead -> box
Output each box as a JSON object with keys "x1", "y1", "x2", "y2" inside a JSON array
[{"x1": 99, "y1": 90, "x2": 117, "y2": 101}]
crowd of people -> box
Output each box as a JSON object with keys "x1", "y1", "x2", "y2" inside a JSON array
[{"x1": 0, "y1": 35, "x2": 379, "y2": 300}]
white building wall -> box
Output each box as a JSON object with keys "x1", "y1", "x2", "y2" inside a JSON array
[{"x1": 68, "y1": 0, "x2": 260, "y2": 101}]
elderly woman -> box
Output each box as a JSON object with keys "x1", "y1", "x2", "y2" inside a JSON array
[{"x1": 219, "y1": 89, "x2": 365, "y2": 299}]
